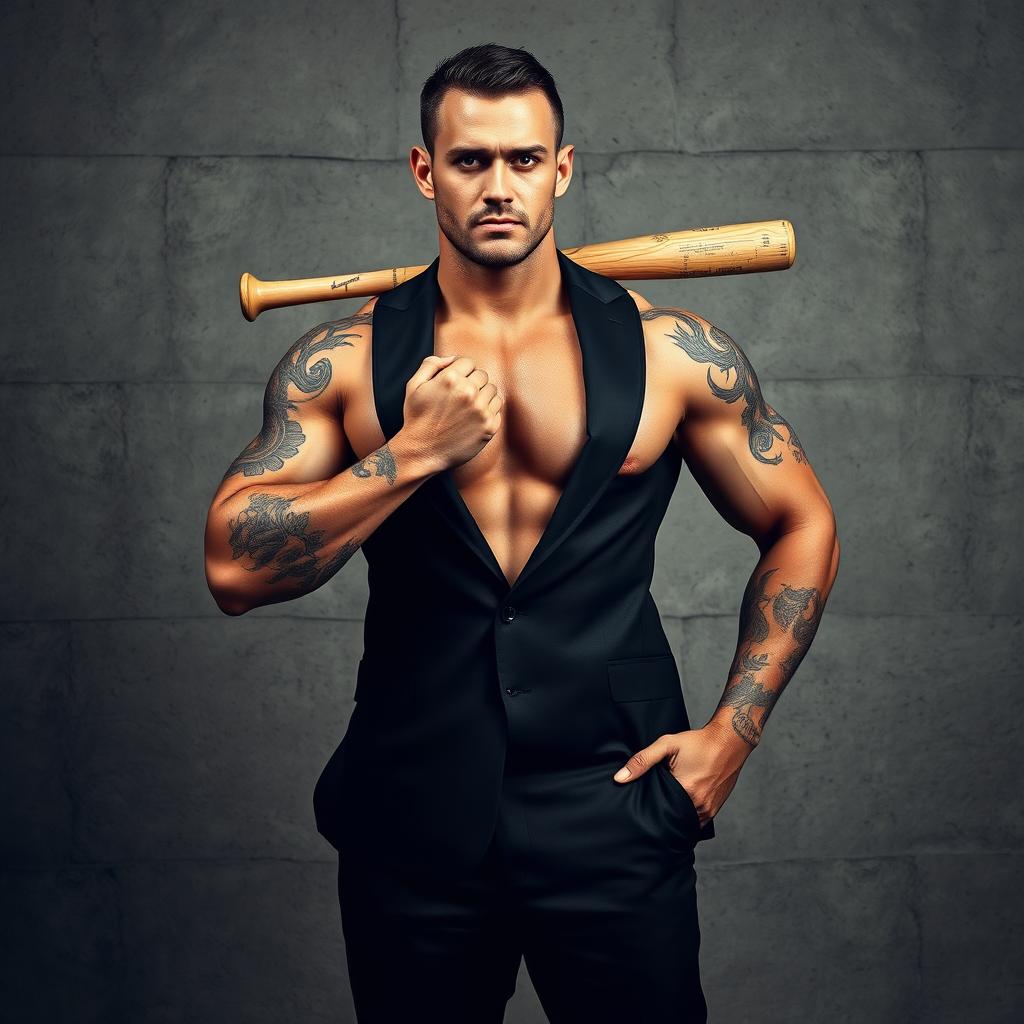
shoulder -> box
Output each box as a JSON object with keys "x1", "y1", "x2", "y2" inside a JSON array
[
  {"x1": 282, "y1": 296, "x2": 378, "y2": 357},
  {"x1": 623, "y1": 287, "x2": 717, "y2": 366},
  {"x1": 623, "y1": 288, "x2": 653, "y2": 312},
  {"x1": 287, "y1": 297, "x2": 378, "y2": 364},
  {"x1": 623, "y1": 290, "x2": 761, "y2": 416},
  {"x1": 623, "y1": 288, "x2": 709, "y2": 338},
  {"x1": 270, "y1": 296, "x2": 379, "y2": 410},
  {"x1": 623, "y1": 288, "x2": 704, "y2": 333}
]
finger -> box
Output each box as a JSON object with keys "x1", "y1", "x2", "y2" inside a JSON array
[
  {"x1": 613, "y1": 735, "x2": 676, "y2": 782},
  {"x1": 407, "y1": 353, "x2": 459, "y2": 390}
]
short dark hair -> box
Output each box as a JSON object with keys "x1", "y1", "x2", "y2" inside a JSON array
[{"x1": 420, "y1": 43, "x2": 565, "y2": 158}]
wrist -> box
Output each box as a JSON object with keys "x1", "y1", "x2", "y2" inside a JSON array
[
  {"x1": 389, "y1": 429, "x2": 447, "y2": 480},
  {"x1": 703, "y1": 713, "x2": 758, "y2": 763}
]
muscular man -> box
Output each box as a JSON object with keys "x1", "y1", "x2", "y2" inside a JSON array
[{"x1": 205, "y1": 42, "x2": 839, "y2": 1024}]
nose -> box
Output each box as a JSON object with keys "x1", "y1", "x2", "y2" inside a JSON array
[{"x1": 480, "y1": 161, "x2": 513, "y2": 207}]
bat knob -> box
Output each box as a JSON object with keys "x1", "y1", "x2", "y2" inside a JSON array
[{"x1": 239, "y1": 272, "x2": 261, "y2": 321}]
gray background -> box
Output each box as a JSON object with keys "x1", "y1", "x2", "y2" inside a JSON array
[{"x1": 2, "y1": 1, "x2": 1022, "y2": 1021}]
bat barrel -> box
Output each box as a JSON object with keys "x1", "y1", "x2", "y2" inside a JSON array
[{"x1": 560, "y1": 219, "x2": 796, "y2": 280}]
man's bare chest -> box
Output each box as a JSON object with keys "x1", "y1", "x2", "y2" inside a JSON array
[{"x1": 342, "y1": 315, "x2": 682, "y2": 483}]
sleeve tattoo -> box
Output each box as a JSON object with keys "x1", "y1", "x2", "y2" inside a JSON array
[
  {"x1": 221, "y1": 310, "x2": 405, "y2": 593},
  {"x1": 638, "y1": 307, "x2": 830, "y2": 748},
  {"x1": 224, "y1": 439, "x2": 400, "y2": 591},
  {"x1": 719, "y1": 566, "x2": 824, "y2": 747},
  {"x1": 222, "y1": 311, "x2": 374, "y2": 481},
  {"x1": 227, "y1": 492, "x2": 363, "y2": 588}
]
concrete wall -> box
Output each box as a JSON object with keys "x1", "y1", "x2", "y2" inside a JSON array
[{"x1": 2, "y1": 1, "x2": 1021, "y2": 1020}]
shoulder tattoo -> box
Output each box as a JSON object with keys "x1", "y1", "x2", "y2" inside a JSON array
[
  {"x1": 639, "y1": 307, "x2": 806, "y2": 466},
  {"x1": 223, "y1": 311, "x2": 373, "y2": 481}
]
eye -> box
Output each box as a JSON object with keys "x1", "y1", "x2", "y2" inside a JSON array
[{"x1": 454, "y1": 154, "x2": 537, "y2": 168}]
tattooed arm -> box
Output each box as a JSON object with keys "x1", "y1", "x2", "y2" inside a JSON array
[
  {"x1": 204, "y1": 303, "x2": 442, "y2": 615},
  {"x1": 640, "y1": 304, "x2": 841, "y2": 758}
]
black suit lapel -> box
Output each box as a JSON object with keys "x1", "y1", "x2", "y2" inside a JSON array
[{"x1": 371, "y1": 248, "x2": 645, "y2": 597}]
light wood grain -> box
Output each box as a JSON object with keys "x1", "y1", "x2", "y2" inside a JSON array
[{"x1": 239, "y1": 219, "x2": 796, "y2": 321}]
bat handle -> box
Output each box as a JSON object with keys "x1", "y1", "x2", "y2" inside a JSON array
[{"x1": 239, "y1": 265, "x2": 430, "y2": 320}]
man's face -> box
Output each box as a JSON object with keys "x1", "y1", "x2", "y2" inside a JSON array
[{"x1": 413, "y1": 87, "x2": 574, "y2": 269}]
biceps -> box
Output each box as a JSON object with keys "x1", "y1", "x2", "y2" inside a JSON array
[
  {"x1": 209, "y1": 393, "x2": 353, "y2": 516},
  {"x1": 209, "y1": 316, "x2": 374, "y2": 507},
  {"x1": 677, "y1": 410, "x2": 832, "y2": 543},
  {"x1": 228, "y1": 398, "x2": 349, "y2": 481}
]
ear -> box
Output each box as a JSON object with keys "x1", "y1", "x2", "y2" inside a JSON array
[
  {"x1": 409, "y1": 145, "x2": 435, "y2": 201},
  {"x1": 554, "y1": 143, "x2": 575, "y2": 199}
]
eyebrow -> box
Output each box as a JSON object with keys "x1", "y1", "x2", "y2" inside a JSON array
[{"x1": 445, "y1": 144, "x2": 549, "y2": 159}]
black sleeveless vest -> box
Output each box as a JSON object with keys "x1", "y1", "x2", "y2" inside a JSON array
[{"x1": 313, "y1": 248, "x2": 714, "y2": 876}]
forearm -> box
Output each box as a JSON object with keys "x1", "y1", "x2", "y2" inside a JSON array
[
  {"x1": 205, "y1": 430, "x2": 442, "y2": 615},
  {"x1": 705, "y1": 520, "x2": 840, "y2": 757}
]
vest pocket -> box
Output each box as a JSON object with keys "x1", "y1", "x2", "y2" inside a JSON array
[{"x1": 607, "y1": 653, "x2": 688, "y2": 750}]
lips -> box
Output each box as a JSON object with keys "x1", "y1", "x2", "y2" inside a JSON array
[{"x1": 478, "y1": 219, "x2": 520, "y2": 225}]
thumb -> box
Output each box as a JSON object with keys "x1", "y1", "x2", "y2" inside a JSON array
[{"x1": 613, "y1": 736, "x2": 675, "y2": 783}]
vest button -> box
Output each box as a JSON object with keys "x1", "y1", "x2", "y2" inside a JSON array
[{"x1": 501, "y1": 605, "x2": 517, "y2": 623}]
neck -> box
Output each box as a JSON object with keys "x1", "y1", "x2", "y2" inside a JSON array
[{"x1": 435, "y1": 231, "x2": 567, "y2": 330}]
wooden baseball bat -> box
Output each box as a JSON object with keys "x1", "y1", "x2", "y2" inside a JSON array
[{"x1": 238, "y1": 219, "x2": 796, "y2": 321}]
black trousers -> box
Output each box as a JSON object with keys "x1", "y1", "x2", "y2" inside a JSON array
[{"x1": 336, "y1": 756, "x2": 709, "y2": 1023}]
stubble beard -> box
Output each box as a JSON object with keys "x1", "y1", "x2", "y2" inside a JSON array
[{"x1": 435, "y1": 195, "x2": 555, "y2": 269}]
